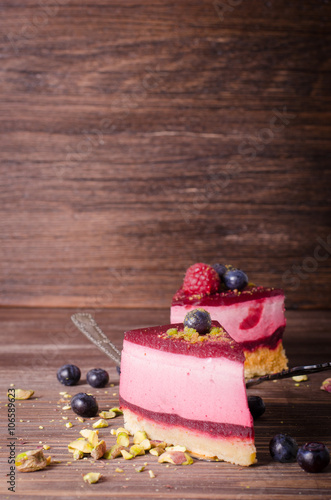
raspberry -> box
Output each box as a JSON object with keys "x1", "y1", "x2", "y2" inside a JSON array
[{"x1": 183, "y1": 263, "x2": 220, "y2": 295}]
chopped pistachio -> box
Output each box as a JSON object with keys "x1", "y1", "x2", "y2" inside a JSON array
[
  {"x1": 321, "y1": 378, "x2": 331, "y2": 393},
  {"x1": 130, "y1": 444, "x2": 145, "y2": 457},
  {"x1": 150, "y1": 440, "x2": 167, "y2": 449},
  {"x1": 140, "y1": 439, "x2": 151, "y2": 451},
  {"x1": 292, "y1": 375, "x2": 308, "y2": 382},
  {"x1": 166, "y1": 328, "x2": 178, "y2": 336},
  {"x1": 39, "y1": 426, "x2": 44, "y2": 430},
  {"x1": 148, "y1": 470, "x2": 155, "y2": 478},
  {"x1": 92, "y1": 419, "x2": 108, "y2": 429},
  {"x1": 115, "y1": 467, "x2": 124, "y2": 473},
  {"x1": 115, "y1": 427, "x2": 129, "y2": 436},
  {"x1": 62, "y1": 405, "x2": 71, "y2": 410},
  {"x1": 65, "y1": 422, "x2": 73, "y2": 428},
  {"x1": 80, "y1": 429, "x2": 99, "y2": 447},
  {"x1": 15, "y1": 449, "x2": 47, "y2": 472},
  {"x1": 68, "y1": 438, "x2": 93, "y2": 454},
  {"x1": 43, "y1": 445, "x2": 50, "y2": 450},
  {"x1": 110, "y1": 429, "x2": 116, "y2": 435},
  {"x1": 158, "y1": 450, "x2": 193, "y2": 465},
  {"x1": 133, "y1": 430, "x2": 148, "y2": 444},
  {"x1": 149, "y1": 446, "x2": 165, "y2": 457},
  {"x1": 135, "y1": 465, "x2": 146, "y2": 473},
  {"x1": 46, "y1": 456, "x2": 51, "y2": 466},
  {"x1": 103, "y1": 444, "x2": 125, "y2": 460},
  {"x1": 11, "y1": 389, "x2": 34, "y2": 400},
  {"x1": 121, "y1": 450, "x2": 134, "y2": 460},
  {"x1": 117, "y1": 432, "x2": 130, "y2": 447},
  {"x1": 77, "y1": 417, "x2": 85, "y2": 423},
  {"x1": 91, "y1": 440, "x2": 107, "y2": 460},
  {"x1": 83, "y1": 472, "x2": 101, "y2": 484},
  {"x1": 98, "y1": 410, "x2": 116, "y2": 419},
  {"x1": 110, "y1": 407, "x2": 123, "y2": 415},
  {"x1": 73, "y1": 450, "x2": 84, "y2": 460},
  {"x1": 165, "y1": 445, "x2": 186, "y2": 452}
]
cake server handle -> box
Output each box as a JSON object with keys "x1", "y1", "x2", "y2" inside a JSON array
[
  {"x1": 246, "y1": 361, "x2": 331, "y2": 387},
  {"x1": 71, "y1": 313, "x2": 121, "y2": 366}
]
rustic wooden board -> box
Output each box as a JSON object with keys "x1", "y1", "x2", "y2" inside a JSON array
[
  {"x1": 0, "y1": 308, "x2": 330, "y2": 499},
  {"x1": 0, "y1": 1, "x2": 330, "y2": 309}
]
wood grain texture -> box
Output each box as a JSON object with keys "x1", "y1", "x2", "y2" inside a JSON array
[
  {"x1": 0, "y1": 1, "x2": 330, "y2": 308},
  {"x1": 0, "y1": 308, "x2": 330, "y2": 499}
]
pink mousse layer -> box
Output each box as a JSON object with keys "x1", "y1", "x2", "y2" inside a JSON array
[
  {"x1": 119, "y1": 339, "x2": 252, "y2": 429},
  {"x1": 171, "y1": 289, "x2": 286, "y2": 346}
]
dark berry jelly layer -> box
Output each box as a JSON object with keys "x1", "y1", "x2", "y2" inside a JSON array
[
  {"x1": 120, "y1": 396, "x2": 254, "y2": 439},
  {"x1": 124, "y1": 322, "x2": 244, "y2": 362},
  {"x1": 241, "y1": 326, "x2": 286, "y2": 352},
  {"x1": 172, "y1": 285, "x2": 284, "y2": 307}
]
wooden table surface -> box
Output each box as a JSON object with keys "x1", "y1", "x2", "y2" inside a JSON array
[
  {"x1": 1, "y1": 0, "x2": 331, "y2": 310},
  {"x1": 1, "y1": 307, "x2": 330, "y2": 499}
]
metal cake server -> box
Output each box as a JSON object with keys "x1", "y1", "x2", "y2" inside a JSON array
[
  {"x1": 71, "y1": 313, "x2": 121, "y2": 366},
  {"x1": 246, "y1": 361, "x2": 331, "y2": 387},
  {"x1": 71, "y1": 313, "x2": 330, "y2": 386}
]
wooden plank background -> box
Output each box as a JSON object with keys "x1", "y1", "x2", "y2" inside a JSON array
[{"x1": 0, "y1": 0, "x2": 330, "y2": 309}]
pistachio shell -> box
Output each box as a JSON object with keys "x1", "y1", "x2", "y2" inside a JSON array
[
  {"x1": 83, "y1": 472, "x2": 101, "y2": 484},
  {"x1": 15, "y1": 449, "x2": 47, "y2": 472}
]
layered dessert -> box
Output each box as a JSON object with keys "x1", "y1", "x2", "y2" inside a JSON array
[
  {"x1": 171, "y1": 263, "x2": 288, "y2": 379},
  {"x1": 119, "y1": 311, "x2": 256, "y2": 466}
]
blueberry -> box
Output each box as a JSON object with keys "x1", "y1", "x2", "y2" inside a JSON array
[
  {"x1": 247, "y1": 395, "x2": 266, "y2": 420},
  {"x1": 86, "y1": 368, "x2": 109, "y2": 388},
  {"x1": 269, "y1": 434, "x2": 298, "y2": 463},
  {"x1": 57, "y1": 364, "x2": 81, "y2": 386},
  {"x1": 212, "y1": 263, "x2": 227, "y2": 278},
  {"x1": 71, "y1": 392, "x2": 99, "y2": 418},
  {"x1": 297, "y1": 442, "x2": 330, "y2": 473},
  {"x1": 184, "y1": 309, "x2": 212, "y2": 335},
  {"x1": 223, "y1": 269, "x2": 248, "y2": 291}
]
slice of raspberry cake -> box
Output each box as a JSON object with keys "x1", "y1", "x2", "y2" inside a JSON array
[
  {"x1": 170, "y1": 263, "x2": 288, "y2": 379},
  {"x1": 119, "y1": 313, "x2": 256, "y2": 467}
]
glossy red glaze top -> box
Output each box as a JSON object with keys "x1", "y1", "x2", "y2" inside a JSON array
[
  {"x1": 124, "y1": 321, "x2": 245, "y2": 362},
  {"x1": 172, "y1": 285, "x2": 284, "y2": 307}
]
